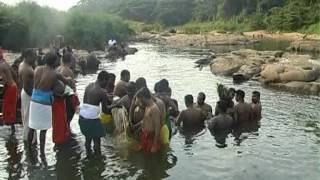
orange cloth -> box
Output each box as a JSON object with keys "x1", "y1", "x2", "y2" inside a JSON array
[
  {"x1": 140, "y1": 130, "x2": 160, "y2": 153},
  {"x1": 2, "y1": 82, "x2": 17, "y2": 124},
  {"x1": 52, "y1": 97, "x2": 70, "y2": 144}
]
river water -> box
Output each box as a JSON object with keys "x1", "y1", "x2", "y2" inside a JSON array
[{"x1": 0, "y1": 43, "x2": 319, "y2": 180}]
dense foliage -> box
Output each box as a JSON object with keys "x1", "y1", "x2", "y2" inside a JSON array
[
  {"x1": 76, "y1": 0, "x2": 320, "y2": 32},
  {"x1": 0, "y1": 0, "x2": 319, "y2": 50},
  {"x1": 0, "y1": 2, "x2": 133, "y2": 51}
]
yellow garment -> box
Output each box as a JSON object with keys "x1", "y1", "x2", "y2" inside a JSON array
[
  {"x1": 160, "y1": 124, "x2": 170, "y2": 145},
  {"x1": 100, "y1": 113, "x2": 112, "y2": 125}
]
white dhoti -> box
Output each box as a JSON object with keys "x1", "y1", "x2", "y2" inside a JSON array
[
  {"x1": 29, "y1": 101, "x2": 52, "y2": 130},
  {"x1": 21, "y1": 90, "x2": 37, "y2": 142},
  {"x1": 111, "y1": 107, "x2": 128, "y2": 137}
]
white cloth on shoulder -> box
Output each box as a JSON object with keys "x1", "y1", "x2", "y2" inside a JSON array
[
  {"x1": 79, "y1": 103, "x2": 100, "y2": 119},
  {"x1": 29, "y1": 101, "x2": 52, "y2": 130}
]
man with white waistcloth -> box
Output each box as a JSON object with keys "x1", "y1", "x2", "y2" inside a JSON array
[
  {"x1": 28, "y1": 51, "x2": 75, "y2": 155},
  {"x1": 18, "y1": 49, "x2": 37, "y2": 143}
]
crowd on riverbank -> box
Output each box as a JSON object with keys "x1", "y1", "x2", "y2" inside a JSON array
[{"x1": 0, "y1": 47, "x2": 262, "y2": 156}]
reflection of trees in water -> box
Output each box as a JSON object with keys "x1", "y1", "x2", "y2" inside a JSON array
[
  {"x1": 5, "y1": 135, "x2": 23, "y2": 179},
  {"x1": 56, "y1": 137, "x2": 82, "y2": 180}
]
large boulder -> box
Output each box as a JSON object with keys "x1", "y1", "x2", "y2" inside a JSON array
[{"x1": 210, "y1": 56, "x2": 243, "y2": 76}]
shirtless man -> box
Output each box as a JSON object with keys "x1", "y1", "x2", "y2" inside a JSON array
[
  {"x1": 208, "y1": 100, "x2": 234, "y2": 147},
  {"x1": 28, "y1": 52, "x2": 74, "y2": 155},
  {"x1": 114, "y1": 70, "x2": 130, "y2": 98},
  {"x1": 79, "y1": 71, "x2": 109, "y2": 153},
  {"x1": 18, "y1": 49, "x2": 37, "y2": 142},
  {"x1": 196, "y1": 92, "x2": 213, "y2": 120},
  {"x1": 251, "y1": 91, "x2": 262, "y2": 122},
  {"x1": 233, "y1": 90, "x2": 252, "y2": 139},
  {"x1": 135, "y1": 87, "x2": 161, "y2": 153},
  {"x1": 57, "y1": 52, "x2": 79, "y2": 126},
  {"x1": 176, "y1": 95, "x2": 204, "y2": 130}
]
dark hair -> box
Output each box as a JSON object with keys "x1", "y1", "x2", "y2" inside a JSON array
[
  {"x1": 229, "y1": 88, "x2": 236, "y2": 93},
  {"x1": 97, "y1": 70, "x2": 109, "y2": 82},
  {"x1": 121, "y1": 70, "x2": 130, "y2": 78},
  {"x1": 136, "y1": 87, "x2": 151, "y2": 100},
  {"x1": 62, "y1": 52, "x2": 72, "y2": 64},
  {"x1": 198, "y1": 92, "x2": 206, "y2": 100},
  {"x1": 185, "y1": 94, "x2": 194, "y2": 106},
  {"x1": 154, "y1": 82, "x2": 160, "y2": 93},
  {"x1": 127, "y1": 81, "x2": 136, "y2": 93},
  {"x1": 108, "y1": 73, "x2": 116, "y2": 80},
  {"x1": 136, "y1": 77, "x2": 147, "y2": 90},
  {"x1": 158, "y1": 79, "x2": 169, "y2": 93},
  {"x1": 24, "y1": 48, "x2": 35, "y2": 59},
  {"x1": 252, "y1": 91, "x2": 260, "y2": 98},
  {"x1": 45, "y1": 52, "x2": 59, "y2": 67},
  {"x1": 236, "y1": 90, "x2": 245, "y2": 99},
  {"x1": 217, "y1": 100, "x2": 228, "y2": 113}
]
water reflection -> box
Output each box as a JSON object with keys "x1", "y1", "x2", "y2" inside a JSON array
[
  {"x1": 5, "y1": 135, "x2": 23, "y2": 179},
  {"x1": 56, "y1": 137, "x2": 82, "y2": 180},
  {"x1": 127, "y1": 150, "x2": 177, "y2": 180}
]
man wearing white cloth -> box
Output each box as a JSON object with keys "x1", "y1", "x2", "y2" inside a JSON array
[
  {"x1": 28, "y1": 52, "x2": 74, "y2": 155},
  {"x1": 18, "y1": 49, "x2": 37, "y2": 143}
]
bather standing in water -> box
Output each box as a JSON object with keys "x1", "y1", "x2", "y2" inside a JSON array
[
  {"x1": 196, "y1": 92, "x2": 213, "y2": 120},
  {"x1": 208, "y1": 100, "x2": 234, "y2": 147},
  {"x1": 0, "y1": 53, "x2": 18, "y2": 135},
  {"x1": 79, "y1": 71, "x2": 109, "y2": 154},
  {"x1": 135, "y1": 87, "x2": 161, "y2": 153},
  {"x1": 233, "y1": 90, "x2": 252, "y2": 140},
  {"x1": 114, "y1": 70, "x2": 130, "y2": 98},
  {"x1": 176, "y1": 95, "x2": 204, "y2": 130},
  {"x1": 28, "y1": 52, "x2": 74, "y2": 155},
  {"x1": 113, "y1": 82, "x2": 136, "y2": 113},
  {"x1": 251, "y1": 91, "x2": 262, "y2": 122},
  {"x1": 57, "y1": 52, "x2": 80, "y2": 128},
  {"x1": 18, "y1": 49, "x2": 37, "y2": 142}
]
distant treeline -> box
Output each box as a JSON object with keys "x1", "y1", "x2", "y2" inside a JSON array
[
  {"x1": 75, "y1": 0, "x2": 320, "y2": 33},
  {"x1": 0, "y1": 2, "x2": 133, "y2": 51}
]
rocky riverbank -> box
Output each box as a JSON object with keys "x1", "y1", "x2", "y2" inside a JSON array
[
  {"x1": 209, "y1": 49, "x2": 320, "y2": 95},
  {"x1": 134, "y1": 31, "x2": 320, "y2": 53}
]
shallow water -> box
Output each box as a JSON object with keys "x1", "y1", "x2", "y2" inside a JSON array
[{"x1": 0, "y1": 43, "x2": 320, "y2": 180}]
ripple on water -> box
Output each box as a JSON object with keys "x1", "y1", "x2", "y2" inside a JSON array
[{"x1": 0, "y1": 43, "x2": 319, "y2": 179}]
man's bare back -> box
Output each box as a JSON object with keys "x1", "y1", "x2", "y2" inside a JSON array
[
  {"x1": 142, "y1": 102, "x2": 161, "y2": 135},
  {"x1": 34, "y1": 66, "x2": 57, "y2": 91},
  {"x1": 57, "y1": 65, "x2": 74, "y2": 79},
  {"x1": 19, "y1": 62, "x2": 34, "y2": 95},
  {"x1": 83, "y1": 83, "x2": 108, "y2": 113},
  {"x1": 234, "y1": 102, "x2": 252, "y2": 124},
  {"x1": 177, "y1": 108, "x2": 203, "y2": 128}
]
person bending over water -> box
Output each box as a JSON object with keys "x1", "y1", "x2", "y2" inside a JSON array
[
  {"x1": 114, "y1": 70, "x2": 130, "y2": 98},
  {"x1": 28, "y1": 52, "x2": 75, "y2": 155},
  {"x1": 251, "y1": 91, "x2": 262, "y2": 122},
  {"x1": 196, "y1": 92, "x2": 213, "y2": 120},
  {"x1": 208, "y1": 100, "x2": 234, "y2": 147},
  {"x1": 18, "y1": 49, "x2": 37, "y2": 142},
  {"x1": 79, "y1": 71, "x2": 109, "y2": 154},
  {"x1": 233, "y1": 90, "x2": 252, "y2": 140},
  {"x1": 135, "y1": 87, "x2": 161, "y2": 153},
  {"x1": 176, "y1": 95, "x2": 204, "y2": 130}
]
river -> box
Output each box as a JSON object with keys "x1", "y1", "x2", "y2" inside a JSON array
[{"x1": 0, "y1": 43, "x2": 319, "y2": 180}]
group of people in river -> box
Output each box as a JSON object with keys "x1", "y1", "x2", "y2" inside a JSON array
[{"x1": 0, "y1": 47, "x2": 262, "y2": 157}]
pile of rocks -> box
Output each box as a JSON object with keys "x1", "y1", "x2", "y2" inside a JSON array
[{"x1": 210, "y1": 49, "x2": 320, "y2": 95}]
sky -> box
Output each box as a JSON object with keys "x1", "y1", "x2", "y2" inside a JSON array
[{"x1": 0, "y1": 0, "x2": 80, "y2": 11}]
